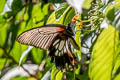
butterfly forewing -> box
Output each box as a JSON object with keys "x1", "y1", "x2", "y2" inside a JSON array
[{"x1": 17, "y1": 26, "x2": 63, "y2": 50}]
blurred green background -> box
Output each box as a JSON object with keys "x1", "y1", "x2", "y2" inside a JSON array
[{"x1": 0, "y1": 0, "x2": 120, "y2": 80}]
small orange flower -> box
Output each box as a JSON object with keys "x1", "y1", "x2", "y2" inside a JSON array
[
  {"x1": 49, "y1": 4, "x2": 54, "y2": 11},
  {"x1": 28, "y1": 77, "x2": 37, "y2": 80},
  {"x1": 72, "y1": 15, "x2": 78, "y2": 22},
  {"x1": 78, "y1": 21, "x2": 83, "y2": 29}
]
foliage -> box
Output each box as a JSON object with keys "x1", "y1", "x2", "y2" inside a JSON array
[{"x1": 0, "y1": 0, "x2": 120, "y2": 80}]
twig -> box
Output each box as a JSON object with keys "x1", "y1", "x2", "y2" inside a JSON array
[
  {"x1": 0, "y1": 46, "x2": 37, "y2": 78},
  {"x1": 0, "y1": 46, "x2": 17, "y2": 64},
  {"x1": 21, "y1": 65, "x2": 37, "y2": 78}
]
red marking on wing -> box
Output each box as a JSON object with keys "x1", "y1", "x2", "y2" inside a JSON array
[
  {"x1": 58, "y1": 27, "x2": 65, "y2": 31},
  {"x1": 68, "y1": 52, "x2": 75, "y2": 66}
]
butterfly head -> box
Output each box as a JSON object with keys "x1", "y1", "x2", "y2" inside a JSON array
[{"x1": 66, "y1": 23, "x2": 74, "y2": 36}]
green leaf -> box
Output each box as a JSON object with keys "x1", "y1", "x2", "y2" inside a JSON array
[
  {"x1": 10, "y1": 42, "x2": 28, "y2": 63},
  {"x1": 51, "y1": 66, "x2": 59, "y2": 80},
  {"x1": 55, "y1": 6, "x2": 73, "y2": 24},
  {"x1": 0, "y1": 48, "x2": 4, "y2": 57},
  {"x1": 31, "y1": 48, "x2": 46, "y2": 64},
  {"x1": 12, "y1": 0, "x2": 23, "y2": 11},
  {"x1": 78, "y1": 69, "x2": 89, "y2": 80},
  {"x1": 49, "y1": 0, "x2": 64, "y2": 3},
  {"x1": 114, "y1": 74, "x2": 120, "y2": 80},
  {"x1": 89, "y1": 25, "x2": 119, "y2": 80},
  {"x1": 25, "y1": 3, "x2": 49, "y2": 29},
  {"x1": 32, "y1": 3, "x2": 49, "y2": 26},
  {"x1": 4, "y1": 0, "x2": 24, "y2": 18},
  {"x1": 105, "y1": 4, "x2": 120, "y2": 31},
  {"x1": 112, "y1": 41, "x2": 120, "y2": 79},
  {"x1": 75, "y1": 64, "x2": 81, "y2": 75},
  {"x1": 74, "y1": 14, "x2": 81, "y2": 76},
  {"x1": 0, "y1": 23, "x2": 7, "y2": 46},
  {"x1": 112, "y1": 54, "x2": 120, "y2": 79},
  {"x1": 115, "y1": 0, "x2": 120, "y2": 8},
  {"x1": 0, "y1": 58, "x2": 9, "y2": 70},
  {"x1": 47, "y1": 6, "x2": 75, "y2": 25},
  {"x1": 105, "y1": 4, "x2": 115, "y2": 23},
  {"x1": 55, "y1": 3, "x2": 68, "y2": 19},
  {"x1": 65, "y1": 72, "x2": 75, "y2": 80},
  {"x1": 45, "y1": 58, "x2": 53, "y2": 69},
  {"x1": 11, "y1": 76, "x2": 28, "y2": 80},
  {"x1": 115, "y1": 0, "x2": 120, "y2": 3},
  {"x1": 83, "y1": 0, "x2": 93, "y2": 9},
  {"x1": 0, "y1": 0, "x2": 6, "y2": 13},
  {"x1": 75, "y1": 15, "x2": 81, "y2": 60},
  {"x1": 46, "y1": 11, "x2": 56, "y2": 24},
  {"x1": 0, "y1": 15, "x2": 6, "y2": 28},
  {"x1": 55, "y1": 71, "x2": 63, "y2": 80},
  {"x1": 63, "y1": 8, "x2": 75, "y2": 25}
]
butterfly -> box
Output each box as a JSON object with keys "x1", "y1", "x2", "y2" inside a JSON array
[{"x1": 16, "y1": 24, "x2": 79, "y2": 69}]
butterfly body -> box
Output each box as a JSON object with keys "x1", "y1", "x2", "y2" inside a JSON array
[{"x1": 17, "y1": 24, "x2": 79, "y2": 69}]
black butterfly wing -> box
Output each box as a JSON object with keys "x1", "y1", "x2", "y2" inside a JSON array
[
  {"x1": 49, "y1": 39, "x2": 76, "y2": 68},
  {"x1": 16, "y1": 26, "x2": 63, "y2": 50}
]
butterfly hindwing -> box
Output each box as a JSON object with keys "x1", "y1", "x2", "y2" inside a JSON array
[{"x1": 49, "y1": 39, "x2": 76, "y2": 68}]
